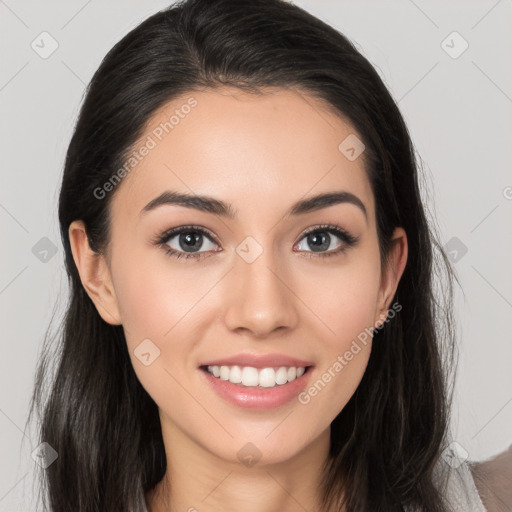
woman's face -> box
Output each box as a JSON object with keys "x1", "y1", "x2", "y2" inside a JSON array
[{"x1": 71, "y1": 86, "x2": 407, "y2": 466}]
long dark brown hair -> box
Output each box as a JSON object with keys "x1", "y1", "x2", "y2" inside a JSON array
[{"x1": 26, "y1": 0, "x2": 460, "y2": 510}]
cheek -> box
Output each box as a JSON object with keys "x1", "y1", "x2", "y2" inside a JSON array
[
  {"x1": 110, "y1": 247, "x2": 216, "y2": 393},
  {"x1": 113, "y1": 269, "x2": 168, "y2": 341},
  {"x1": 111, "y1": 245, "x2": 207, "y2": 342},
  {"x1": 295, "y1": 254, "x2": 380, "y2": 419},
  {"x1": 302, "y1": 253, "x2": 381, "y2": 351},
  {"x1": 111, "y1": 252, "x2": 202, "y2": 411}
]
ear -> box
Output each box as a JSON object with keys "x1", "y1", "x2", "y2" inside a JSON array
[
  {"x1": 374, "y1": 227, "x2": 408, "y2": 326},
  {"x1": 68, "y1": 220, "x2": 122, "y2": 325}
]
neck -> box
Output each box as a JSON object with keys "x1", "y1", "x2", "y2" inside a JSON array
[{"x1": 146, "y1": 422, "x2": 337, "y2": 512}]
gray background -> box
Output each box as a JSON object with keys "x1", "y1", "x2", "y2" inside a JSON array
[{"x1": 1, "y1": 0, "x2": 511, "y2": 509}]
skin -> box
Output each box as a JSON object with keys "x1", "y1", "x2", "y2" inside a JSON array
[
  {"x1": 471, "y1": 446, "x2": 512, "y2": 511},
  {"x1": 69, "y1": 86, "x2": 408, "y2": 512}
]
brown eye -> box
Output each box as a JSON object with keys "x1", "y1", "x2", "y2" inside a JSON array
[
  {"x1": 295, "y1": 225, "x2": 358, "y2": 258},
  {"x1": 154, "y1": 225, "x2": 220, "y2": 260}
]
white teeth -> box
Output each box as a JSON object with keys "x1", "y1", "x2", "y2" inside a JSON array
[
  {"x1": 206, "y1": 365, "x2": 308, "y2": 388},
  {"x1": 211, "y1": 365, "x2": 220, "y2": 378},
  {"x1": 259, "y1": 368, "x2": 275, "y2": 387},
  {"x1": 275, "y1": 367, "x2": 288, "y2": 385},
  {"x1": 228, "y1": 365, "x2": 242, "y2": 384},
  {"x1": 242, "y1": 366, "x2": 259, "y2": 386},
  {"x1": 219, "y1": 365, "x2": 230, "y2": 380}
]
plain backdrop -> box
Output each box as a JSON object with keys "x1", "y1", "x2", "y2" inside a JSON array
[{"x1": 1, "y1": 1, "x2": 511, "y2": 510}]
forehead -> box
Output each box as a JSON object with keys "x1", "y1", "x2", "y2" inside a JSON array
[{"x1": 110, "y1": 86, "x2": 374, "y2": 225}]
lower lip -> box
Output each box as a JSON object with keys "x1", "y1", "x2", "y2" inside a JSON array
[{"x1": 199, "y1": 367, "x2": 313, "y2": 409}]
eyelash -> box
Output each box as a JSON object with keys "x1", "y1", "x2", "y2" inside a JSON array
[{"x1": 152, "y1": 224, "x2": 359, "y2": 261}]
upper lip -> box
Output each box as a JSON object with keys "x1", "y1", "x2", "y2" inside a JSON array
[{"x1": 200, "y1": 353, "x2": 314, "y2": 369}]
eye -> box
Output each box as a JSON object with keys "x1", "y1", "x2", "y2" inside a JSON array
[
  {"x1": 294, "y1": 224, "x2": 359, "y2": 258},
  {"x1": 152, "y1": 223, "x2": 359, "y2": 262},
  {"x1": 153, "y1": 225, "x2": 220, "y2": 261}
]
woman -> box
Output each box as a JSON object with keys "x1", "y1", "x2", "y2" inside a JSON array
[{"x1": 27, "y1": 0, "x2": 511, "y2": 510}]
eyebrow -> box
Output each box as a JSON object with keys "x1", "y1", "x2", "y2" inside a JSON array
[{"x1": 140, "y1": 190, "x2": 367, "y2": 222}]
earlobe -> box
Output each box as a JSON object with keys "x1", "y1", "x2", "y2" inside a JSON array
[
  {"x1": 68, "y1": 220, "x2": 122, "y2": 326},
  {"x1": 375, "y1": 227, "x2": 408, "y2": 324}
]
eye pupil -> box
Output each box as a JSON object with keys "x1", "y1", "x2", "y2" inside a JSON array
[
  {"x1": 180, "y1": 232, "x2": 202, "y2": 252},
  {"x1": 308, "y1": 232, "x2": 330, "y2": 252}
]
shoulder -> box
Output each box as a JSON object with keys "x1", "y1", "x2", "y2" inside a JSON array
[{"x1": 469, "y1": 445, "x2": 512, "y2": 512}]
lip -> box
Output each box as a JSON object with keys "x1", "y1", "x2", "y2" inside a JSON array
[
  {"x1": 199, "y1": 365, "x2": 314, "y2": 409},
  {"x1": 199, "y1": 353, "x2": 314, "y2": 369}
]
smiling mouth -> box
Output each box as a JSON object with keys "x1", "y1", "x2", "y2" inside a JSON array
[{"x1": 200, "y1": 364, "x2": 313, "y2": 388}]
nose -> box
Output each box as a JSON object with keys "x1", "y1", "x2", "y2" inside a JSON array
[{"x1": 222, "y1": 244, "x2": 299, "y2": 338}]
